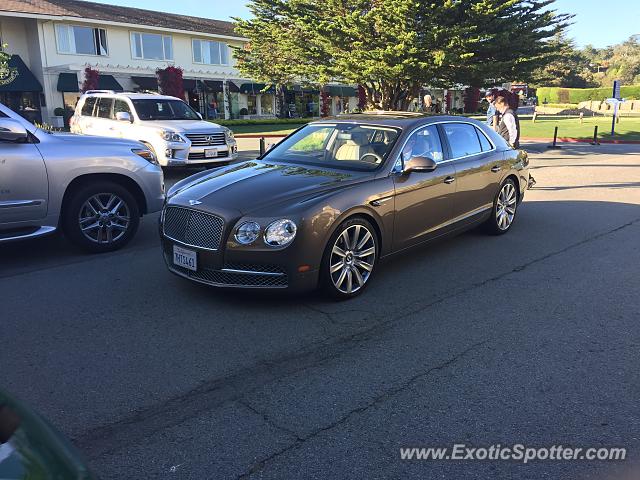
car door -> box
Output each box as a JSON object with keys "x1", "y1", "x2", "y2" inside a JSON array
[
  {"x1": 91, "y1": 97, "x2": 116, "y2": 137},
  {"x1": 440, "y1": 122, "x2": 500, "y2": 222},
  {"x1": 392, "y1": 124, "x2": 456, "y2": 251},
  {"x1": 0, "y1": 133, "x2": 48, "y2": 225},
  {"x1": 110, "y1": 99, "x2": 134, "y2": 139},
  {"x1": 76, "y1": 96, "x2": 97, "y2": 134}
]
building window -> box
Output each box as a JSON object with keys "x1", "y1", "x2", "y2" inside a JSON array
[
  {"x1": 55, "y1": 24, "x2": 108, "y2": 56},
  {"x1": 192, "y1": 39, "x2": 229, "y2": 65},
  {"x1": 131, "y1": 32, "x2": 173, "y2": 61}
]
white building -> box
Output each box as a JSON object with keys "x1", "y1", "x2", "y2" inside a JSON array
[
  {"x1": 0, "y1": 0, "x2": 360, "y2": 125},
  {"x1": 0, "y1": 0, "x2": 273, "y2": 124}
]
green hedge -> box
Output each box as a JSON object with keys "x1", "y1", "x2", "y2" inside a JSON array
[
  {"x1": 537, "y1": 85, "x2": 640, "y2": 104},
  {"x1": 208, "y1": 118, "x2": 312, "y2": 126}
]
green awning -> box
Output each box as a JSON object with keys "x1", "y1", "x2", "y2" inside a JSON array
[
  {"x1": 0, "y1": 55, "x2": 42, "y2": 92},
  {"x1": 325, "y1": 85, "x2": 357, "y2": 97},
  {"x1": 57, "y1": 72, "x2": 79, "y2": 92},
  {"x1": 97, "y1": 75, "x2": 123, "y2": 91},
  {"x1": 239, "y1": 83, "x2": 275, "y2": 94},
  {"x1": 132, "y1": 76, "x2": 158, "y2": 90}
]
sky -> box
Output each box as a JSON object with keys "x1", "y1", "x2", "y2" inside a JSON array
[{"x1": 95, "y1": 0, "x2": 639, "y2": 48}]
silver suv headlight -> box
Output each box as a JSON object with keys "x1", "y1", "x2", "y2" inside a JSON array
[
  {"x1": 264, "y1": 219, "x2": 297, "y2": 247},
  {"x1": 224, "y1": 128, "x2": 235, "y2": 142},
  {"x1": 159, "y1": 130, "x2": 185, "y2": 143}
]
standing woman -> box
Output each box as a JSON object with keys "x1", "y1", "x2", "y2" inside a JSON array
[
  {"x1": 494, "y1": 96, "x2": 520, "y2": 148},
  {"x1": 495, "y1": 95, "x2": 536, "y2": 187}
]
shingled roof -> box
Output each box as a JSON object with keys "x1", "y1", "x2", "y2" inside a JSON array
[{"x1": 0, "y1": 0, "x2": 240, "y2": 37}]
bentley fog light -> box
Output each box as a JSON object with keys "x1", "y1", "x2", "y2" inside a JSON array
[
  {"x1": 235, "y1": 221, "x2": 261, "y2": 245},
  {"x1": 264, "y1": 219, "x2": 297, "y2": 246}
]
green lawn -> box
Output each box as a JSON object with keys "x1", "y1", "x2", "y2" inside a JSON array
[
  {"x1": 520, "y1": 116, "x2": 640, "y2": 141},
  {"x1": 229, "y1": 116, "x2": 640, "y2": 141}
]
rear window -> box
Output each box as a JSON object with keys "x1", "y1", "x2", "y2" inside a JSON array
[
  {"x1": 81, "y1": 97, "x2": 97, "y2": 116},
  {"x1": 442, "y1": 123, "x2": 482, "y2": 158},
  {"x1": 476, "y1": 127, "x2": 493, "y2": 151}
]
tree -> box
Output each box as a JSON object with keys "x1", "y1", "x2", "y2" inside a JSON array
[
  {"x1": 81, "y1": 66, "x2": 99, "y2": 92},
  {"x1": 235, "y1": 0, "x2": 570, "y2": 110},
  {"x1": 157, "y1": 66, "x2": 184, "y2": 98},
  {"x1": 531, "y1": 33, "x2": 595, "y2": 88}
]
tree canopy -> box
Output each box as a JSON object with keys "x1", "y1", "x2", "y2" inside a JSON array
[{"x1": 234, "y1": 0, "x2": 571, "y2": 110}]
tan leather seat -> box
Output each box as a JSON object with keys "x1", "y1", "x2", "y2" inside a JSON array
[{"x1": 335, "y1": 132, "x2": 372, "y2": 161}]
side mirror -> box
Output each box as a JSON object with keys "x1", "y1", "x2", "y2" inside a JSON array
[
  {"x1": 115, "y1": 112, "x2": 132, "y2": 123},
  {"x1": 404, "y1": 156, "x2": 437, "y2": 173},
  {"x1": 0, "y1": 119, "x2": 28, "y2": 142}
]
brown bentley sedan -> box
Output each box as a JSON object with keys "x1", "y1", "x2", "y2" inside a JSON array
[{"x1": 160, "y1": 113, "x2": 529, "y2": 299}]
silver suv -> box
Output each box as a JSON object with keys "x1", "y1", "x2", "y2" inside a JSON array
[
  {"x1": 0, "y1": 102, "x2": 164, "y2": 252},
  {"x1": 71, "y1": 91, "x2": 238, "y2": 167}
]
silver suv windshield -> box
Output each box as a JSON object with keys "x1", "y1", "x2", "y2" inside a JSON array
[
  {"x1": 262, "y1": 123, "x2": 400, "y2": 172},
  {"x1": 132, "y1": 99, "x2": 200, "y2": 121}
]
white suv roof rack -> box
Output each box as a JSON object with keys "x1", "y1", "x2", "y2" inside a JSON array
[{"x1": 84, "y1": 90, "x2": 116, "y2": 95}]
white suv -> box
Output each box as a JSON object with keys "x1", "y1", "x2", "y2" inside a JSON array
[{"x1": 71, "y1": 91, "x2": 237, "y2": 167}]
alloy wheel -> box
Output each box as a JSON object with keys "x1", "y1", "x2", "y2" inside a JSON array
[
  {"x1": 329, "y1": 224, "x2": 376, "y2": 294},
  {"x1": 79, "y1": 193, "x2": 131, "y2": 244},
  {"x1": 496, "y1": 182, "x2": 517, "y2": 231}
]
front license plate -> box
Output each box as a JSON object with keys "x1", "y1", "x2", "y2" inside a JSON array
[
  {"x1": 205, "y1": 148, "x2": 218, "y2": 158},
  {"x1": 173, "y1": 245, "x2": 197, "y2": 271}
]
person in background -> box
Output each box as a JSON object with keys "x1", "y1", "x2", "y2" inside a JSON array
[
  {"x1": 485, "y1": 89, "x2": 498, "y2": 130},
  {"x1": 495, "y1": 95, "x2": 536, "y2": 187},
  {"x1": 494, "y1": 96, "x2": 519, "y2": 148},
  {"x1": 208, "y1": 99, "x2": 218, "y2": 119}
]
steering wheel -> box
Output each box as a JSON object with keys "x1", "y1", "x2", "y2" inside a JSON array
[{"x1": 359, "y1": 152, "x2": 384, "y2": 164}]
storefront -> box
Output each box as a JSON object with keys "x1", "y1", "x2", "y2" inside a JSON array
[
  {"x1": 284, "y1": 85, "x2": 320, "y2": 118},
  {"x1": 323, "y1": 85, "x2": 358, "y2": 115},
  {"x1": 0, "y1": 55, "x2": 43, "y2": 124},
  {"x1": 56, "y1": 72, "x2": 81, "y2": 127},
  {"x1": 238, "y1": 83, "x2": 276, "y2": 118}
]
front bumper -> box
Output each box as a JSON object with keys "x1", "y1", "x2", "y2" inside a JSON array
[
  {"x1": 159, "y1": 142, "x2": 239, "y2": 167},
  {"x1": 161, "y1": 238, "x2": 318, "y2": 292}
]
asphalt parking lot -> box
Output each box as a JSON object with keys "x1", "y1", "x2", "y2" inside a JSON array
[{"x1": 1, "y1": 142, "x2": 640, "y2": 479}]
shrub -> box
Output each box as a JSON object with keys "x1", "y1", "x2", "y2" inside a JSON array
[
  {"x1": 537, "y1": 85, "x2": 640, "y2": 103},
  {"x1": 239, "y1": 108, "x2": 249, "y2": 116},
  {"x1": 211, "y1": 118, "x2": 310, "y2": 126},
  {"x1": 53, "y1": 107, "x2": 65, "y2": 116}
]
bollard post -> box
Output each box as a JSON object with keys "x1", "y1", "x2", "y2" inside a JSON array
[
  {"x1": 532, "y1": 112, "x2": 537, "y2": 123},
  {"x1": 591, "y1": 125, "x2": 600, "y2": 145},
  {"x1": 259, "y1": 137, "x2": 266, "y2": 156},
  {"x1": 547, "y1": 125, "x2": 561, "y2": 149},
  {"x1": 580, "y1": 112, "x2": 584, "y2": 124}
]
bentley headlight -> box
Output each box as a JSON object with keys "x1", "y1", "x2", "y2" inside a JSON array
[
  {"x1": 159, "y1": 130, "x2": 185, "y2": 143},
  {"x1": 264, "y1": 219, "x2": 297, "y2": 247},
  {"x1": 235, "y1": 221, "x2": 261, "y2": 245}
]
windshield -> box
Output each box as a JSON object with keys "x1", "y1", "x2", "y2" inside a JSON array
[
  {"x1": 132, "y1": 99, "x2": 201, "y2": 121},
  {"x1": 263, "y1": 123, "x2": 401, "y2": 171}
]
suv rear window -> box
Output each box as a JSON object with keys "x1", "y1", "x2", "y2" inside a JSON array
[{"x1": 81, "y1": 97, "x2": 97, "y2": 116}]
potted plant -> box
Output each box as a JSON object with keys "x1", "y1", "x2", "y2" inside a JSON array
[
  {"x1": 239, "y1": 107, "x2": 249, "y2": 119},
  {"x1": 52, "y1": 107, "x2": 65, "y2": 128}
]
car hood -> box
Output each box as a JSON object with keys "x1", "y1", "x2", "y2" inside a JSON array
[
  {"x1": 50, "y1": 132, "x2": 143, "y2": 149},
  {"x1": 139, "y1": 120, "x2": 225, "y2": 132},
  {"x1": 168, "y1": 160, "x2": 369, "y2": 215}
]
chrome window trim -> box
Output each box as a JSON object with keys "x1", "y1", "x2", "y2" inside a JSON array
[{"x1": 391, "y1": 119, "x2": 498, "y2": 173}]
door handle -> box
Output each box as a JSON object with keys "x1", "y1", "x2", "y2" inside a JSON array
[
  {"x1": 491, "y1": 166, "x2": 501, "y2": 173},
  {"x1": 444, "y1": 176, "x2": 455, "y2": 184}
]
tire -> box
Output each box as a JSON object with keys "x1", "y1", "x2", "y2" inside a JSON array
[
  {"x1": 484, "y1": 178, "x2": 518, "y2": 235},
  {"x1": 320, "y1": 217, "x2": 379, "y2": 300},
  {"x1": 62, "y1": 181, "x2": 140, "y2": 253}
]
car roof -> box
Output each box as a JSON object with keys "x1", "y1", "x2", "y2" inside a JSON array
[
  {"x1": 81, "y1": 92, "x2": 182, "y2": 101},
  {"x1": 311, "y1": 113, "x2": 483, "y2": 130}
]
